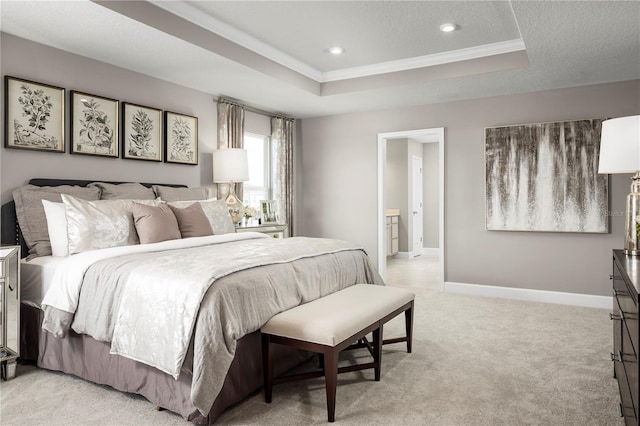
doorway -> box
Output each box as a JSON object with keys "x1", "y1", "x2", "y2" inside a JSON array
[{"x1": 377, "y1": 128, "x2": 445, "y2": 290}]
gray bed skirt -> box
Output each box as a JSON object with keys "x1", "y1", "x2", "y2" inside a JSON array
[{"x1": 21, "y1": 303, "x2": 310, "y2": 424}]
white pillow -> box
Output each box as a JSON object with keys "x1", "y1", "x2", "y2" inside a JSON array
[
  {"x1": 168, "y1": 199, "x2": 235, "y2": 235},
  {"x1": 61, "y1": 194, "x2": 160, "y2": 254},
  {"x1": 42, "y1": 200, "x2": 69, "y2": 257}
]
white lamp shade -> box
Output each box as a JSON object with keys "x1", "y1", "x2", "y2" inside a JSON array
[
  {"x1": 212, "y1": 148, "x2": 249, "y2": 182},
  {"x1": 598, "y1": 115, "x2": 640, "y2": 174}
]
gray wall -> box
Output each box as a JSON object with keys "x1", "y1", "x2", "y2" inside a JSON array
[
  {"x1": 299, "y1": 79, "x2": 640, "y2": 296},
  {"x1": 386, "y1": 139, "x2": 408, "y2": 252},
  {"x1": 0, "y1": 34, "x2": 272, "y2": 205},
  {"x1": 0, "y1": 34, "x2": 217, "y2": 203},
  {"x1": 423, "y1": 142, "x2": 439, "y2": 248}
]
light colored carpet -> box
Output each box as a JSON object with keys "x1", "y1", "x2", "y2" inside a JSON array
[{"x1": 0, "y1": 256, "x2": 624, "y2": 425}]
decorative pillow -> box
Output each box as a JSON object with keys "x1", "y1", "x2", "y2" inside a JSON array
[
  {"x1": 62, "y1": 195, "x2": 160, "y2": 254},
  {"x1": 168, "y1": 199, "x2": 235, "y2": 234},
  {"x1": 153, "y1": 185, "x2": 214, "y2": 202},
  {"x1": 88, "y1": 182, "x2": 156, "y2": 200},
  {"x1": 41, "y1": 200, "x2": 69, "y2": 257},
  {"x1": 131, "y1": 202, "x2": 181, "y2": 244},
  {"x1": 12, "y1": 185, "x2": 101, "y2": 259},
  {"x1": 168, "y1": 203, "x2": 214, "y2": 238}
]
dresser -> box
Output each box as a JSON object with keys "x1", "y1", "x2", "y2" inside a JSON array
[{"x1": 612, "y1": 250, "x2": 639, "y2": 424}]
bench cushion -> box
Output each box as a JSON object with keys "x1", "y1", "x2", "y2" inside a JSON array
[{"x1": 261, "y1": 284, "x2": 414, "y2": 347}]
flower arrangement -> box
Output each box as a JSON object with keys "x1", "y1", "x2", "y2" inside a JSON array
[{"x1": 244, "y1": 206, "x2": 259, "y2": 220}]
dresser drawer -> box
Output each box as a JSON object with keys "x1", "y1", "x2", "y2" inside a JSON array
[
  {"x1": 615, "y1": 356, "x2": 636, "y2": 425},
  {"x1": 622, "y1": 322, "x2": 639, "y2": 419},
  {"x1": 615, "y1": 261, "x2": 639, "y2": 354}
]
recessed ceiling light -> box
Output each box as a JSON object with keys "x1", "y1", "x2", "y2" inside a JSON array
[
  {"x1": 328, "y1": 46, "x2": 345, "y2": 55},
  {"x1": 440, "y1": 23, "x2": 459, "y2": 33}
]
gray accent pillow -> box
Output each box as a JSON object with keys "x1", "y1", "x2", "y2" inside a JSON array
[
  {"x1": 168, "y1": 199, "x2": 236, "y2": 235},
  {"x1": 88, "y1": 182, "x2": 156, "y2": 200},
  {"x1": 12, "y1": 185, "x2": 101, "y2": 259},
  {"x1": 168, "y1": 203, "x2": 213, "y2": 238},
  {"x1": 62, "y1": 195, "x2": 160, "y2": 254},
  {"x1": 132, "y1": 202, "x2": 181, "y2": 244},
  {"x1": 153, "y1": 185, "x2": 213, "y2": 202}
]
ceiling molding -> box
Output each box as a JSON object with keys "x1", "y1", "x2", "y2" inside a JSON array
[
  {"x1": 149, "y1": 0, "x2": 526, "y2": 85},
  {"x1": 149, "y1": 0, "x2": 323, "y2": 81},
  {"x1": 320, "y1": 39, "x2": 527, "y2": 82}
]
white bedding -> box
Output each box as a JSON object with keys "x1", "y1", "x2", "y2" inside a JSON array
[
  {"x1": 21, "y1": 256, "x2": 67, "y2": 307},
  {"x1": 41, "y1": 232, "x2": 269, "y2": 314}
]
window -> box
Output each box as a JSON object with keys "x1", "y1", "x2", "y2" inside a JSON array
[{"x1": 243, "y1": 132, "x2": 273, "y2": 208}]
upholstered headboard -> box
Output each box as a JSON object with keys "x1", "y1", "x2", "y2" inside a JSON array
[{"x1": 0, "y1": 178, "x2": 187, "y2": 257}]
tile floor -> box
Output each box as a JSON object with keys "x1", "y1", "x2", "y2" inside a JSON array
[{"x1": 385, "y1": 254, "x2": 440, "y2": 291}]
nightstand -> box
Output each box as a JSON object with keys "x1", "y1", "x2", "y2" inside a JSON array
[
  {"x1": 1, "y1": 245, "x2": 20, "y2": 380},
  {"x1": 236, "y1": 223, "x2": 288, "y2": 238}
]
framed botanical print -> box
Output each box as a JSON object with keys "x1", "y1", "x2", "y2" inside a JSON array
[
  {"x1": 164, "y1": 111, "x2": 198, "y2": 165},
  {"x1": 121, "y1": 102, "x2": 162, "y2": 162},
  {"x1": 4, "y1": 76, "x2": 65, "y2": 152},
  {"x1": 70, "y1": 91, "x2": 119, "y2": 158}
]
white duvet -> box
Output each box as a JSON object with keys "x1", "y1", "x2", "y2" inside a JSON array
[{"x1": 41, "y1": 232, "x2": 269, "y2": 314}]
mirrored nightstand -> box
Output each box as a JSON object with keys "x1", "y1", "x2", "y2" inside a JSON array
[
  {"x1": 236, "y1": 223, "x2": 288, "y2": 238},
  {"x1": 1, "y1": 245, "x2": 20, "y2": 380}
]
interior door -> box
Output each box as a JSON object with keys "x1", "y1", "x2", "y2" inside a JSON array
[{"x1": 412, "y1": 156, "x2": 423, "y2": 257}]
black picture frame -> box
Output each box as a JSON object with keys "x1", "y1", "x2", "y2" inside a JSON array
[
  {"x1": 121, "y1": 102, "x2": 162, "y2": 162},
  {"x1": 164, "y1": 111, "x2": 198, "y2": 165},
  {"x1": 70, "y1": 91, "x2": 119, "y2": 158},
  {"x1": 4, "y1": 76, "x2": 65, "y2": 153}
]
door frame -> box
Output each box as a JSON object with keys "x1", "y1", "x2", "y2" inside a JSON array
[
  {"x1": 411, "y1": 154, "x2": 423, "y2": 257},
  {"x1": 377, "y1": 128, "x2": 445, "y2": 290}
]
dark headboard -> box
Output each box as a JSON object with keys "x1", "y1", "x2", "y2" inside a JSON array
[{"x1": 0, "y1": 179, "x2": 188, "y2": 257}]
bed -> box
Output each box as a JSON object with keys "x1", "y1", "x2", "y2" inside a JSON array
[{"x1": 1, "y1": 178, "x2": 383, "y2": 424}]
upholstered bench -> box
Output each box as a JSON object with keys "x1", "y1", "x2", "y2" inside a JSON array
[{"x1": 261, "y1": 284, "x2": 415, "y2": 422}]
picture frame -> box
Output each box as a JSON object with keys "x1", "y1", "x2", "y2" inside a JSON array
[
  {"x1": 121, "y1": 102, "x2": 162, "y2": 162},
  {"x1": 485, "y1": 118, "x2": 608, "y2": 233},
  {"x1": 4, "y1": 76, "x2": 65, "y2": 153},
  {"x1": 260, "y1": 200, "x2": 278, "y2": 224},
  {"x1": 164, "y1": 111, "x2": 198, "y2": 165},
  {"x1": 70, "y1": 91, "x2": 119, "y2": 158}
]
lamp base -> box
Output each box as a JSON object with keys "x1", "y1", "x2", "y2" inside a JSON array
[
  {"x1": 624, "y1": 172, "x2": 640, "y2": 255},
  {"x1": 225, "y1": 185, "x2": 244, "y2": 225}
]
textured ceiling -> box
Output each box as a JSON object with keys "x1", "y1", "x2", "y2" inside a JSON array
[
  {"x1": 178, "y1": 0, "x2": 521, "y2": 72},
  {"x1": 1, "y1": 1, "x2": 638, "y2": 119}
]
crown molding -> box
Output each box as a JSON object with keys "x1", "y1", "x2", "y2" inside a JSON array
[
  {"x1": 320, "y1": 39, "x2": 527, "y2": 82},
  {"x1": 149, "y1": 0, "x2": 323, "y2": 81},
  {"x1": 149, "y1": 1, "x2": 526, "y2": 84}
]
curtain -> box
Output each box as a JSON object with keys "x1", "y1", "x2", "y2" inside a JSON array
[
  {"x1": 217, "y1": 101, "x2": 245, "y2": 200},
  {"x1": 271, "y1": 117, "x2": 295, "y2": 236}
]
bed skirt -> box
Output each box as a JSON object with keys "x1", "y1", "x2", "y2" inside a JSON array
[{"x1": 20, "y1": 303, "x2": 310, "y2": 424}]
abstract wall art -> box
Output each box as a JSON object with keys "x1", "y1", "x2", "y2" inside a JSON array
[{"x1": 485, "y1": 118, "x2": 608, "y2": 233}]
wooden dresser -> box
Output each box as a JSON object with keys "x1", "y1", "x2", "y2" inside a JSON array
[{"x1": 612, "y1": 250, "x2": 639, "y2": 425}]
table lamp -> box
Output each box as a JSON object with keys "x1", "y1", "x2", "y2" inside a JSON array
[
  {"x1": 598, "y1": 115, "x2": 640, "y2": 254},
  {"x1": 212, "y1": 148, "x2": 249, "y2": 224}
]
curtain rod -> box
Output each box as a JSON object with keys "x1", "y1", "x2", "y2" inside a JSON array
[{"x1": 214, "y1": 96, "x2": 294, "y2": 121}]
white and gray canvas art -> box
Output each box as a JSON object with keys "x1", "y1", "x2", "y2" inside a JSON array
[{"x1": 485, "y1": 119, "x2": 608, "y2": 233}]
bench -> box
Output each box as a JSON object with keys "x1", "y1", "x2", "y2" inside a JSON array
[{"x1": 261, "y1": 284, "x2": 415, "y2": 422}]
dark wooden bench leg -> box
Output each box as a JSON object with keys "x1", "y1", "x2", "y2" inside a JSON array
[
  {"x1": 262, "y1": 333, "x2": 273, "y2": 403},
  {"x1": 405, "y1": 302, "x2": 414, "y2": 354},
  {"x1": 373, "y1": 325, "x2": 382, "y2": 381},
  {"x1": 324, "y1": 348, "x2": 339, "y2": 422}
]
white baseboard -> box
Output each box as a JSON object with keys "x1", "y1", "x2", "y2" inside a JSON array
[
  {"x1": 422, "y1": 247, "x2": 439, "y2": 256},
  {"x1": 394, "y1": 252, "x2": 411, "y2": 259},
  {"x1": 444, "y1": 281, "x2": 612, "y2": 310}
]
